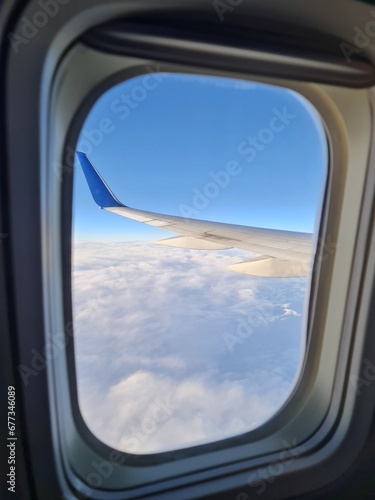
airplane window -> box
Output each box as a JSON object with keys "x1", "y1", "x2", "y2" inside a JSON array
[{"x1": 72, "y1": 73, "x2": 327, "y2": 454}]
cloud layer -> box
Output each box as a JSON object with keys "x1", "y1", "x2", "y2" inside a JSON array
[{"x1": 73, "y1": 241, "x2": 307, "y2": 453}]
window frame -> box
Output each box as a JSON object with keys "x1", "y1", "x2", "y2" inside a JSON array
[
  {"x1": 52, "y1": 44, "x2": 373, "y2": 495},
  {"x1": 4, "y1": 1, "x2": 375, "y2": 498}
]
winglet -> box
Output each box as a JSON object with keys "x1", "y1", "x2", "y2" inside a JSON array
[{"x1": 76, "y1": 152, "x2": 124, "y2": 208}]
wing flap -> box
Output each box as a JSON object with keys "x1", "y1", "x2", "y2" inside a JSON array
[{"x1": 228, "y1": 256, "x2": 311, "y2": 277}]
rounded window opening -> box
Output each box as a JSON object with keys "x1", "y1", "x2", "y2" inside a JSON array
[{"x1": 72, "y1": 72, "x2": 328, "y2": 454}]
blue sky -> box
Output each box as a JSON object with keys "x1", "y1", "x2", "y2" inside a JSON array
[{"x1": 73, "y1": 73, "x2": 327, "y2": 240}]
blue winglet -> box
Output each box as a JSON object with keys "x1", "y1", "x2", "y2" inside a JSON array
[{"x1": 76, "y1": 152, "x2": 124, "y2": 208}]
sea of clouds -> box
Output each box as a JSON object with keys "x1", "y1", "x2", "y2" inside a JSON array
[{"x1": 72, "y1": 241, "x2": 307, "y2": 454}]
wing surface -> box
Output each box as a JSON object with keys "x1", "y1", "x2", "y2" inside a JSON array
[{"x1": 77, "y1": 152, "x2": 313, "y2": 277}]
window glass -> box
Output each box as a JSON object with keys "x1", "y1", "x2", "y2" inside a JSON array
[{"x1": 72, "y1": 73, "x2": 327, "y2": 454}]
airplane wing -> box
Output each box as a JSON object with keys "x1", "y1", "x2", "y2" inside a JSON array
[{"x1": 76, "y1": 152, "x2": 313, "y2": 277}]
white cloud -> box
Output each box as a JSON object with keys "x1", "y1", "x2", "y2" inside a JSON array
[{"x1": 73, "y1": 241, "x2": 307, "y2": 453}]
